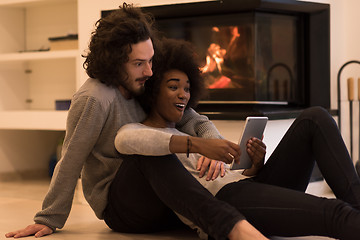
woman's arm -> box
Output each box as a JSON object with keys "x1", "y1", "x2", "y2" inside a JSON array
[
  {"x1": 115, "y1": 125, "x2": 240, "y2": 164},
  {"x1": 169, "y1": 135, "x2": 240, "y2": 164},
  {"x1": 115, "y1": 125, "x2": 173, "y2": 156}
]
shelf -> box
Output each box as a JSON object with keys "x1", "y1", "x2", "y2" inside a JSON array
[
  {"x1": 0, "y1": 0, "x2": 77, "y2": 132},
  {"x1": 0, "y1": 0, "x2": 76, "y2": 7},
  {"x1": 0, "y1": 110, "x2": 67, "y2": 130},
  {"x1": 0, "y1": 49, "x2": 78, "y2": 62}
]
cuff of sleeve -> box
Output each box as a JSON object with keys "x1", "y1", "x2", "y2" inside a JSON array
[{"x1": 33, "y1": 219, "x2": 57, "y2": 233}]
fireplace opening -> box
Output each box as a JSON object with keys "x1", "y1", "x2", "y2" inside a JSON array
[
  {"x1": 154, "y1": 11, "x2": 300, "y2": 105},
  {"x1": 103, "y1": 0, "x2": 330, "y2": 119}
]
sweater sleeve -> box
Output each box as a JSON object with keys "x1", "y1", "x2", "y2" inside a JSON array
[
  {"x1": 33, "y1": 96, "x2": 107, "y2": 230},
  {"x1": 176, "y1": 108, "x2": 223, "y2": 139},
  {"x1": 115, "y1": 124, "x2": 173, "y2": 156}
]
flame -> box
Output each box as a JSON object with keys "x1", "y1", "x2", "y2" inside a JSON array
[
  {"x1": 200, "y1": 43, "x2": 226, "y2": 73},
  {"x1": 201, "y1": 26, "x2": 241, "y2": 88}
]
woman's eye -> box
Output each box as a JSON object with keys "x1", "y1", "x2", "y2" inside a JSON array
[
  {"x1": 184, "y1": 87, "x2": 190, "y2": 93},
  {"x1": 169, "y1": 85, "x2": 177, "y2": 90}
]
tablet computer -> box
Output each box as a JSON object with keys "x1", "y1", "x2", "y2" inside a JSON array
[{"x1": 230, "y1": 116, "x2": 268, "y2": 170}]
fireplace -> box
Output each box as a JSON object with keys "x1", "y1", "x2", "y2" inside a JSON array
[
  {"x1": 153, "y1": 11, "x2": 299, "y2": 103},
  {"x1": 104, "y1": 0, "x2": 330, "y2": 120}
]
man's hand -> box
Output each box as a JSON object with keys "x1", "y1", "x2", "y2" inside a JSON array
[
  {"x1": 197, "y1": 156, "x2": 225, "y2": 181},
  {"x1": 5, "y1": 224, "x2": 53, "y2": 238}
]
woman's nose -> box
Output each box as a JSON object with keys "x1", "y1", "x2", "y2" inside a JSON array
[{"x1": 178, "y1": 90, "x2": 189, "y2": 100}]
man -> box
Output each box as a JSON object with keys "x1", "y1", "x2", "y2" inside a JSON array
[{"x1": 6, "y1": 3, "x2": 253, "y2": 240}]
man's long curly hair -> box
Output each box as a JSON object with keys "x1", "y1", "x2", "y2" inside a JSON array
[
  {"x1": 82, "y1": 3, "x2": 158, "y2": 87},
  {"x1": 138, "y1": 38, "x2": 206, "y2": 114}
]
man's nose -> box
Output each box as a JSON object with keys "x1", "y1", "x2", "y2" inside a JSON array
[{"x1": 143, "y1": 62, "x2": 153, "y2": 76}]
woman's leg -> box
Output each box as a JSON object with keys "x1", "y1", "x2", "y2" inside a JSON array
[
  {"x1": 216, "y1": 180, "x2": 360, "y2": 240},
  {"x1": 104, "y1": 154, "x2": 244, "y2": 240},
  {"x1": 255, "y1": 106, "x2": 360, "y2": 208}
]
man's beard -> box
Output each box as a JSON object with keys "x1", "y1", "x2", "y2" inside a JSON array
[
  {"x1": 121, "y1": 77, "x2": 147, "y2": 97},
  {"x1": 133, "y1": 84, "x2": 146, "y2": 96}
]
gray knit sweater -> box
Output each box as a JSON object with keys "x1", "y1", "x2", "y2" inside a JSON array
[{"x1": 33, "y1": 78, "x2": 222, "y2": 231}]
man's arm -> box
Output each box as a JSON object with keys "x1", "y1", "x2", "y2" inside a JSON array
[
  {"x1": 5, "y1": 224, "x2": 53, "y2": 238},
  {"x1": 34, "y1": 96, "x2": 106, "y2": 229},
  {"x1": 6, "y1": 96, "x2": 106, "y2": 238},
  {"x1": 176, "y1": 108, "x2": 223, "y2": 139}
]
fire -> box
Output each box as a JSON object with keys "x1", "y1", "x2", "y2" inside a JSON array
[
  {"x1": 201, "y1": 26, "x2": 241, "y2": 89},
  {"x1": 200, "y1": 43, "x2": 226, "y2": 73}
]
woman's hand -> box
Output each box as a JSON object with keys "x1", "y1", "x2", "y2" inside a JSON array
[
  {"x1": 192, "y1": 138, "x2": 241, "y2": 164},
  {"x1": 5, "y1": 224, "x2": 53, "y2": 238},
  {"x1": 169, "y1": 136, "x2": 240, "y2": 164},
  {"x1": 243, "y1": 137, "x2": 266, "y2": 176},
  {"x1": 197, "y1": 156, "x2": 226, "y2": 181}
]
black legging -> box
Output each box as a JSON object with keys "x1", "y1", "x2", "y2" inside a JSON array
[
  {"x1": 104, "y1": 106, "x2": 360, "y2": 240},
  {"x1": 216, "y1": 106, "x2": 360, "y2": 239},
  {"x1": 104, "y1": 154, "x2": 244, "y2": 240}
]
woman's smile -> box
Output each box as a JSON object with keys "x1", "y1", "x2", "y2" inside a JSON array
[{"x1": 151, "y1": 69, "x2": 190, "y2": 127}]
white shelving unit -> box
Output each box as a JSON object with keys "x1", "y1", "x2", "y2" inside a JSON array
[
  {"x1": 0, "y1": 0, "x2": 79, "y2": 131},
  {"x1": 0, "y1": 49, "x2": 78, "y2": 62},
  {"x1": 0, "y1": 110, "x2": 68, "y2": 130},
  {"x1": 0, "y1": 0, "x2": 79, "y2": 177}
]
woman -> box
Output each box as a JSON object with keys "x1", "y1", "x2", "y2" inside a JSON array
[{"x1": 115, "y1": 38, "x2": 360, "y2": 239}]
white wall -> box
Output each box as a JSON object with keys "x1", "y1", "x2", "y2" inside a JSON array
[
  {"x1": 299, "y1": 0, "x2": 360, "y2": 162},
  {"x1": 0, "y1": 130, "x2": 64, "y2": 179}
]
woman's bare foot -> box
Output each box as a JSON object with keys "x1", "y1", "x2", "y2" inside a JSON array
[{"x1": 228, "y1": 220, "x2": 269, "y2": 240}]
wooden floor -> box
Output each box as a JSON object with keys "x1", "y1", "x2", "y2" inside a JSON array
[{"x1": 0, "y1": 179, "x2": 335, "y2": 240}]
